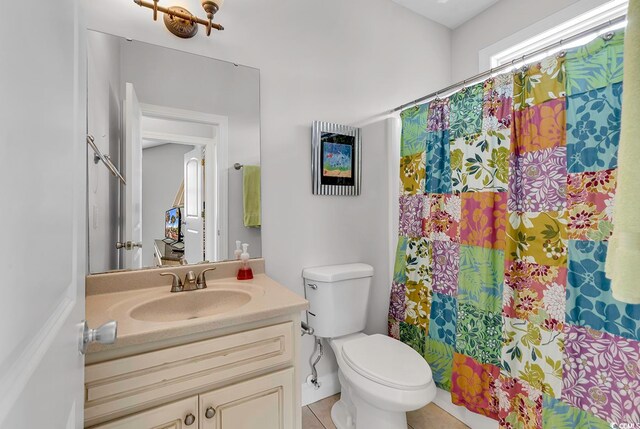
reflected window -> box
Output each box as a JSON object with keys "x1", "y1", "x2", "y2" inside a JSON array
[{"x1": 185, "y1": 158, "x2": 200, "y2": 217}]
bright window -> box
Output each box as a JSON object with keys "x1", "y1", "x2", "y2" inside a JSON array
[{"x1": 490, "y1": 0, "x2": 628, "y2": 69}]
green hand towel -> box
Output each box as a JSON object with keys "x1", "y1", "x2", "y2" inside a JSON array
[{"x1": 243, "y1": 165, "x2": 261, "y2": 227}]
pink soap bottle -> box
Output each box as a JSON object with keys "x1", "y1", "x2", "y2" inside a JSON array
[{"x1": 237, "y1": 243, "x2": 253, "y2": 280}]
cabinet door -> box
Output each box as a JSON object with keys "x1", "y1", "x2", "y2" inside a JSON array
[
  {"x1": 92, "y1": 396, "x2": 199, "y2": 429},
  {"x1": 200, "y1": 368, "x2": 295, "y2": 429}
]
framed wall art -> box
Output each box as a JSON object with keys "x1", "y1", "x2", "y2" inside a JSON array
[{"x1": 311, "y1": 121, "x2": 361, "y2": 196}]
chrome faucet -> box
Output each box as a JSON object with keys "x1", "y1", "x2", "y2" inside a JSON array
[{"x1": 160, "y1": 267, "x2": 217, "y2": 293}]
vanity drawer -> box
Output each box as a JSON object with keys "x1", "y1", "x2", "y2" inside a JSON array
[{"x1": 85, "y1": 322, "x2": 294, "y2": 426}]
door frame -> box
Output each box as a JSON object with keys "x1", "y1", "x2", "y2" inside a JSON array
[
  {"x1": 124, "y1": 83, "x2": 143, "y2": 270},
  {"x1": 138, "y1": 103, "x2": 229, "y2": 261}
]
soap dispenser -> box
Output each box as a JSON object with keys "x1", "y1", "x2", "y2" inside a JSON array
[
  {"x1": 234, "y1": 240, "x2": 242, "y2": 260},
  {"x1": 237, "y1": 243, "x2": 253, "y2": 280}
]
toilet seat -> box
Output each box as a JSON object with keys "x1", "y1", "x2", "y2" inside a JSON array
[{"x1": 341, "y1": 334, "x2": 432, "y2": 390}]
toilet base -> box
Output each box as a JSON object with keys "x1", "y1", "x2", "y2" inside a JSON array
[
  {"x1": 331, "y1": 397, "x2": 409, "y2": 429},
  {"x1": 331, "y1": 371, "x2": 409, "y2": 429},
  {"x1": 331, "y1": 399, "x2": 354, "y2": 429}
]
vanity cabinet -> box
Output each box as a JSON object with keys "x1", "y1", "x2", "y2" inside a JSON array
[
  {"x1": 92, "y1": 369, "x2": 294, "y2": 429},
  {"x1": 91, "y1": 396, "x2": 199, "y2": 429},
  {"x1": 85, "y1": 320, "x2": 299, "y2": 429},
  {"x1": 199, "y1": 369, "x2": 294, "y2": 429}
]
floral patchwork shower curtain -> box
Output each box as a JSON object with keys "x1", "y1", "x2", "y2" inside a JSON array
[{"x1": 389, "y1": 31, "x2": 640, "y2": 428}]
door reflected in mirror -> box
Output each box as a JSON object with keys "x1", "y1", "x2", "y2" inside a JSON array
[{"x1": 87, "y1": 30, "x2": 261, "y2": 273}]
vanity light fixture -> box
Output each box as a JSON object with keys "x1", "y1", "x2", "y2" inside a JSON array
[{"x1": 133, "y1": 0, "x2": 225, "y2": 38}]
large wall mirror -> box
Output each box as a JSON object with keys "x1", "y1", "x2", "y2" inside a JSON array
[{"x1": 87, "y1": 30, "x2": 261, "y2": 273}]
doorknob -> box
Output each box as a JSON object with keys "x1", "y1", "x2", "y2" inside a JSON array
[
  {"x1": 79, "y1": 320, "x2": 117, "y2": 354},
  {"x1": 116, "y1": 241, "x2": 143, "y2": 250}
]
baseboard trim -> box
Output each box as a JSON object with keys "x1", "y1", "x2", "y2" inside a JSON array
[
  {"x1": 301, "y1": 371, "x2": 340, "y2": 406},
  {"x1": 432, "y1": 388, "x2": 467, "y2": 422},
  {"x1": 433, "y1": 388, "x2": 498, "y2": 429}
]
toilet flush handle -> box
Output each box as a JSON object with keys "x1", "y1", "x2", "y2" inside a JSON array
[
  {"x1": 308, "y1": 283, "x2": 318, "y2": 290},
  {"x1": 301, "y1": 321, "x2": 314, "y2": 336}
]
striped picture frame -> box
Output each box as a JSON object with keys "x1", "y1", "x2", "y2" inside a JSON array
[{"x1": 311, "y1": 121, "x2": 361, "y2": 196}]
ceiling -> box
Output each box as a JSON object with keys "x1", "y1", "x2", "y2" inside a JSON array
[{"x1": 391, "y1": 0, "x2": 500, "y2": 29}]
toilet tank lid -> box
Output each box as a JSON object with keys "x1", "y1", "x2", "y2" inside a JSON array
[{"x1": 302, "y1": 263, "x2": 374, "y2": 282}]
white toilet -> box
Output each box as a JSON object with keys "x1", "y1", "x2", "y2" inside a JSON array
[{"x1": 302, "y1": 263, "x2": 436, "y2": 429}]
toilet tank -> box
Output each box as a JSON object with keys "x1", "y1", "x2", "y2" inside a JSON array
[{"x1": 302, "y1": 263, "x2": 374, "y2": 338}]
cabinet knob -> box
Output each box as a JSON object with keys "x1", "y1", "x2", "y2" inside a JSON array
[
  {"x1": 205, "y1": 407, "x2": 216, "y2": 419},
  {"x1": 184, "y1": 413, "x2": 196, "y2": 426}
]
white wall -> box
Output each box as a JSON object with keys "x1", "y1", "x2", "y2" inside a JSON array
[
  {"x1": 85, "y1": 0, "x2": 452, "y2": 392},
  {"x1": 87, "y1": 31, "x2": 123, "y2": 273},
  {"x1": 141, "y1": 143, "x2": 195, "y2": 267},
  {"x1": 360, "y1": 120, "x2": 394, "y2": 337}
]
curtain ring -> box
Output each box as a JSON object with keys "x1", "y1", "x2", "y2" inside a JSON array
[
  {"x1": 556, "y1": 39, "x2": 565, "y2": 58},
  {"x1": 519, "y1": 54, "x2": 530, "y2": 73},
  {"x1": 603, "y1": 31, "x2": 614, "y2": 41},
  {"x1": 519, "y1": 55, "x2": 525, "y2": 72},
  {"x1": 485, "y1": 68, "x2": 494, "y2": 84}
]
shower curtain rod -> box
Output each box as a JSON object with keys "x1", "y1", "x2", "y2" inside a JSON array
[{"x1": 391, "y1": 14, "x2": 627, "y2": 113}]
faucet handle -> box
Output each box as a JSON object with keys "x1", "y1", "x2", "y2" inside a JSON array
[
  {"x1": 160, "y1": 272, "x2": 183, "y2": 293},
  {"x1": 196, "y1": 267, "x2": 217, "y2": 289}
]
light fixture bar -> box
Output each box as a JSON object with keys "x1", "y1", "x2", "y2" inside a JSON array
[{"x1": 133, "y1": 0, "x2": 224, "y2": 36}]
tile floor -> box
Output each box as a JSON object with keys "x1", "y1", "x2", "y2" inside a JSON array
[{"x1": 303, "y1": 394, "x2": 470, "y2": 429}]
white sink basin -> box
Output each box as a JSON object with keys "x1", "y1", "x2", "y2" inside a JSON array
[{"x1": 130, "y1": 289, "x2": 253, "y2": 322}]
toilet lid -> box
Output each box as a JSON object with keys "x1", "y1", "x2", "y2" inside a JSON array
[{"x1": 341, "y1": 334, "x2": 432, "y2": 390}]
